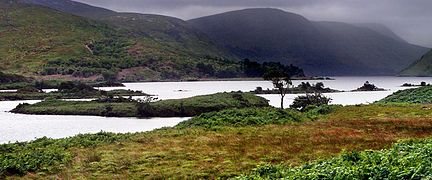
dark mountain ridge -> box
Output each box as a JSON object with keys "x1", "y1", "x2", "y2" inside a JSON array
[{"x1": 189, "y1": 8, "x2": 428, "y2": 75}]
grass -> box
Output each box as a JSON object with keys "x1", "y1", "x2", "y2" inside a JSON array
[
  {"x1": 4, "y1": 104, "x2": 432, "y2": 178},
  {"x1": 0, "y1": 132, "x2": 132, "y2": 177},
  {"x1": 239, "y1": 138, "x2": 432, "y2": 179},
  {"x1": 378, "y1": 86, "x2": 432, "y2": 104},
  {"x1": 176, "y1": 105, "x2": 339, "y2": 129},
  {"x1": 12, "y1": 92, "x2": 270, "y2": 117}
]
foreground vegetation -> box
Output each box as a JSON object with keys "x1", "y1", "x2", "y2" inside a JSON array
[
  {"x1": 240, "y1": 138, "x2": 432, "y2": 179},
  {"x1": 378, "y1": 85, "x2": 432, "y2": 104},
  {"x1": 4, "y1": 104, "x2": 432, "y2": 178},
  {"x1": 12, "y1": 92, "x2": 269, "y2": 117}
]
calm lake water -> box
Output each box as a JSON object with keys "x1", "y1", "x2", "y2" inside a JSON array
[{"x1": 1, "y1": 76, "x2": 431, "y2": 144}]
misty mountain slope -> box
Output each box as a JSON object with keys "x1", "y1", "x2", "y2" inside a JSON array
[
  {"x1": 189, "y1": 8, "x2": 428, "y2": 75},
  {"x1": 0, "y1": 1, "x2": 241, "y2": 81},
  {"x1": 353, "y1": 23, "x2": 407, "y2": 43},
  {"x1": 400, "y1": 50, "x2": 432, "y2": 76},
  {"x1": 315, "y1": 21, "x2": 427, "y2": 74},
  {"x1": 19, "y1": 0, "x2": 230, "y2": 58}
]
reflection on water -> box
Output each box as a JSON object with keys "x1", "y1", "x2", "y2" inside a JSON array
[{"x1": 1, "y1": 76, "x2": 431, "y2": 143}]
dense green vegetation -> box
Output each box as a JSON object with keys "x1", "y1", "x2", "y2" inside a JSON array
[
  {"x1": 290, "y1": 93, "x2": 332, "y2": 111},
  {"x1": 241, "y1": 59, "x2": 304, "y2": 77},
  {"x1": 239, "y1": 138, "x2": 432, "y2": 179},
  {"x1": 177, "y1": 105, "x2": 338, "y2": 129},
  {"x1": 12, "y1": 92, "x2": 269, "y2": 117},
  {"x1": 400, "y1": 49, "x2": 432, "y2": 76},
  {"x1": 0, "y1": 132, "x2": 132, "y2": 177},
  {"x1": 378, "y1": 85, "x2": 432, "y2": 104}
]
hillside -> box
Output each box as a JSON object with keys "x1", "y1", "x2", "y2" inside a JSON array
[
  {"x1": 19, "y1": 0, "x2": 229, "y2": 58},
  {"x1": 0, "y1": 1, "x2": 240, "y2": 81},
  {"x1": 378, "y1": 85, "x2": 432, "y2": 104},
  {"x1": 353, "y1": 23, "x2": 407, "y2": 42},
  {"x1": 189, "y1": 8, "x2": 428, "y2": 75},
  {"x1": 400, "y1": 50, "x2": 432, "y2": 76}
]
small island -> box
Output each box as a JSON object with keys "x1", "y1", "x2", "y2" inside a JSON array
[
  {"x1": 11, "y1": 92, "x2": 269, "y2": 117},
  {"x1": 0, "y1": 81, "x2": 145, "y2": 101},
  {"x1": 253, "y1": 82, "x2": 341, "y2": 94},
  {"x1": 352, "y1": 81, "x2": 386, "y2": 92},
  {"x1": 402, "y1": 81, "x2": 430, "y2": 87}
]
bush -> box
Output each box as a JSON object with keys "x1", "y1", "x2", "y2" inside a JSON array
[
  {"x1": 290, "y1": 93, "x2": 331, "y2": 111},
  {"x1": 238, "y1": 138, "x2": 432, "y2": 179},
  {"x1": 378, "y1": 86, "x2": 432, "y2": 104},
  {"x1": 58, "y1": 81, "x2": 96, "y2": 93},
  {"x1": 176, "y1": 107, "x2": 307, "y2": 129},
  {"x1": 0, "y1": 132, "x2": 132, "y2": 177}
]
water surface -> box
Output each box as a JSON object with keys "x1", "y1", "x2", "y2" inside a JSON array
[{"x1": 1, "y1": 76, "x2": 431, "y2": 143}]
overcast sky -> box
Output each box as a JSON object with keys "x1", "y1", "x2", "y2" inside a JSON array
[{"x1": 75, "y1": 0, "x2": 432, "y2": 47}]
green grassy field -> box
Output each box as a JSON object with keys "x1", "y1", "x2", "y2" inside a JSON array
[{"x1": 3, "y1": 104, "x2": 432, "y2": 179}]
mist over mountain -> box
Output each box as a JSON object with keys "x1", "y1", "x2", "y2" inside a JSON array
[{"x1": 189, "y1": 8, "x2": 428, "y2": 75}]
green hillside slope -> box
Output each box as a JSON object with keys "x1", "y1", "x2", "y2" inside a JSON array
[
  {"x1": 0, "y1": 1, "x2": 240, "y2": 81},
  {"x1": 400, "y1": 50, "x2": 432, "y2": 76}
]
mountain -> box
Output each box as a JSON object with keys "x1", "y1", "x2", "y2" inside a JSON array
[
  {"x1": 400, "y1": 49, "x2": 432, "y2": 76},
  {"x1": 0, "y1": 0, "x2": 240, "y2": 81},
  {"x1": 188, "y1": 8, "x2": 428, "y2": 75},
  {"x1": 353, "y1": 23, "x2": 407, "y2": 43},
  {"x1": 18, "y1": 0, "x2": 117, "y2": 19},
  {"x1": 19, "y1": 0, "x2": 229, "y2": 58}
]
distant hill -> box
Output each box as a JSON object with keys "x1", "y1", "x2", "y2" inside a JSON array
[
  {"x1": 0, "y1": 1, "x2": 240, "y2": 81},
  {"x1": 189, "y1": 8, "x2": 428, "y2": 75},
  {"x1": 400, "y1": 50, "x2": 432, "y2": 76},
  {"x1": 19, "y1": 0, "x2": 229, "y2": 58},
  {"x1": 353, "y1": 23, "x2": 407, "y2": 43}
]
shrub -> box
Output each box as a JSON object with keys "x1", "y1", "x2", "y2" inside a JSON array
[
  {"x1": 238, "y1": 138, "x2": 432, "y2": 179},
  {"x1": 176, "y1": 107, "x2": 308, "y2": 129},
  {"x1": 290, "y1": 93, "x2": 331, "y2": 111},
  {"x1": 0, "y1": 132, "x2": 132, "y2": 177}
]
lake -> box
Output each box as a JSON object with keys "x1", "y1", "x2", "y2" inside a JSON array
[{"x1": 1, "y1": 76, "x2": 431, "y2": 144}]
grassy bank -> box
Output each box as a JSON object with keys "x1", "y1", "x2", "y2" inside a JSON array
[
  {"x1": 378, "y1": 85, "x2": 432, "y2": 104},
  {"x1": 12, "y1": 92, "x2": 269, "y2": 117},
  {"x1": 4, "y1": 104, "x2": 432, "y2": 178}
]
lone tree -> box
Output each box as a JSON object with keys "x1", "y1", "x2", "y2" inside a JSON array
[{"x1": 263, "y1": 69, "x2": 292, "y2": 109}]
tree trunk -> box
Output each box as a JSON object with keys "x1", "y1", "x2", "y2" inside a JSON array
[{"x1": 280, "y1": 95, "x2": 284, "y2": 109}]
